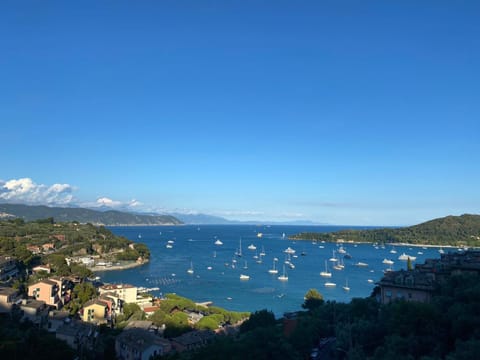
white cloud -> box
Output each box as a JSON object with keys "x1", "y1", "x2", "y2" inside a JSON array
[{"x1": 0, "y1": 178, "x2": 74, "y2": 205}]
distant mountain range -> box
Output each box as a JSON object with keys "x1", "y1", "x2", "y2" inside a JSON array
[{"x1": 0, "y1": 203, "x2": 182, "y2": 226}]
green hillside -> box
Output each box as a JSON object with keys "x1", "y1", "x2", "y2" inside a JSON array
[
  {"x1": 290, "y1": 214, "x2": 480, "y2": 246},
  {"x1": 0, "y1": 203, "x2": 182, "y2": 226}
]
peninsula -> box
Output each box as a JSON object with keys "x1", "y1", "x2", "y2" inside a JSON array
[{"x1": 290, "y1": 214, "x2": 480, "y2": 247}]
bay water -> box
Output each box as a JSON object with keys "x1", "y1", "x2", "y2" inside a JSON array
[{"x1": 98, "y1": 225, "x2": 443, "y2": 317}]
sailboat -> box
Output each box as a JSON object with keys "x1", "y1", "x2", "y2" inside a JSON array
[
  {"x1": 259, "y1": 246, "x2": 266, "y2": 257},
  {"x1": 343, "y1": 279, "x2": 350, "y2": 291},
  {"x1": 187, "y1": 261, "x2": 194, "y2": 274},
  {"x1": 240, "y1": 274, "x2": 250, "y2": 280},
  {"x1": 235, "y1": 238, "x2": 243, "y2": 257},
  {"x1": 278, "y1": 265, "x2": 288, "y2": 281},
  {"x1": 243, "y1": 261, "x2": 248, "y2": 270},
  {"x1": 320, "y1": 260, "x2": 332, "y2": 277},
  {"x1": 268, "y1": 259, "x2": 278, "y2": 274},
  {"x1": 329, "y1": 250, "x2": 338, "y2": 262}
]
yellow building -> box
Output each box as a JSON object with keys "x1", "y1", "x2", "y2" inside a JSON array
[{"x1": 82, "y1": 299, "x2": 109, "y2": 324}]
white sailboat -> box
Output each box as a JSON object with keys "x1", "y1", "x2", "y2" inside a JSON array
[
  {"x1": 235, "y1": 238, "x2": 243, "y2": 257},
  {"x1": 324, "y1": 281, "x2": 336, "y2": 287},
  {"x1": 320, "y1": 260, "x2": 332, "y2": 277},
  {"x1": 342, "y1": 279, "x2": 350, "y2": 291},
  {"x1": 329, "y1": 250, "x2": 338, "y2": 262},
  {"x1": 187, "y1": 261, "x2": 194, "y2": 274},
  {"x1": 259, "y1": 246, "x2": 266, "y2": 257},
  {"x1": 268, "y1": 258, "x2": 278, "y2": 274},
  {"x1": 248, "y1": 244, "x2": 256, "y2": 250},
  {"x1": 240, "y1": 274, "x2": 250, "y2": 280},
  {"x1": 278, "y1": 265, "x2": 288, "y2": 281}
]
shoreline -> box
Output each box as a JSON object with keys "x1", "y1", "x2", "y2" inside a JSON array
[{"x1": 90, "y1": 259, "x2": 149, "y2": 272}]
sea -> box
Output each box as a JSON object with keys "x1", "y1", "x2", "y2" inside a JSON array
[{"x1": 97, "y1": 225, "x2": 445, "y2": 317}]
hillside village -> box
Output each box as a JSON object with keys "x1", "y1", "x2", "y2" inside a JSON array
[{"x1": 3, "y1": 218, "x2": 480, "y2": 359}]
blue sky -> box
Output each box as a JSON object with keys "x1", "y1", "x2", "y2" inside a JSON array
[{"x1": 1, "y1": 1, "x2": 479, "y2": 225}]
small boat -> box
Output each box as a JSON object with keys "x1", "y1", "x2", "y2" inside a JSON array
[
  {"x1": 248, "y1": 244, "x2": 257, "y2": 250},
  {"x1": 166, "y1": 243, "x2": 173, "y2": 249},
  {"x1": 324, "y1": 282, "x2": 336, "y2": 287},
  {"x1": 367, "y1": 279, "x2": 374, "y2": 283},
  {"x1": 240, "y1": 274, "x2": 250, "y2": 280},
  {"x1": 214, "y1": 239, "x2": 223, "y2": 246},
  {"x1": 167, "y1": 240, "x2": 175, "y2": 244},
  {"x1": 320, "y1": 260, "x2": 332, "y2": 278},
  {"x1": 284, "y1": 247, "x2": 296, "y2": 254},
  {"x1": 257, "y1": 232, "x2": 263, "y2": 238},
  {"x1": 278, "y1": 265, "x2": 288, "y2": 281},
  {"x1": 243, "y1": 261, "x2": 248, "y2": 269},
  {"x1": 337, "y1": 246, "x2": 347, "y2": 254},
  {"x1": 282, "y1": 232, "x2": 286, "y2": 239},
  {"x1": 438, "y1": 247, "x2": 445, "y2": 254},
  {"x1": 207, "y1": 266, "x2": 212, "y2": 270},
  {"x1": 355, "y1": 262, "x2": 368, "y2": 267},
  {"x1": 382, "y1": 258, "x2": 394, "y2": 265},
  {"x1": 343, "y1": 279, "x2": 350, "y2": 291},
  {"x1": 398, "y1": 253, "x2": 416, "y2": 261},
  {"x1": 390, "y1": 247, "x2": 397, "y2": 254},
  {"x1": 235, "y1": 238, "x2": 243, "y2": 257}
]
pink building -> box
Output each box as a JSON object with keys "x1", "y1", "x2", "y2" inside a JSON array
[{"x1": 28, "y1": 279, "x2": 63, "y2": 309}]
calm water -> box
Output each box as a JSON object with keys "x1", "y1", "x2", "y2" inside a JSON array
[{"x1": 98, "y1": 225, "x2": 443, "y2": 317}]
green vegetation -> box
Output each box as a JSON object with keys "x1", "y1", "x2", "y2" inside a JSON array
[
  {"x1": 147, "y1": 294, "x2": 249, "y2": 337},
  {"x1": 291, "y1": 214, "x2": 480, "y2": 246},
  {"x1": 0, "y1": 218, "x2": 150, "y2": 279}
]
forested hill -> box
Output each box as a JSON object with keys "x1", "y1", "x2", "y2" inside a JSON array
[
  {"x1": 290, "y1": 214, "x2": 480, "y2": 246},
  {"x1": 0, "y1": 203, "x2": 182, "y2": 226}
]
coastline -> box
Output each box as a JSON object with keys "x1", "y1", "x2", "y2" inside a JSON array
[{"x1": 89, "y1": 259, "x2": 149, "y2": 272}]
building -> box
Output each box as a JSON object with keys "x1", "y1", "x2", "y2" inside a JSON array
[
  {"x1": 377, "y1": 250, "x2": 480, "y2": 305},
  {"x1": 28, "y1": 279, "x2": 63, "y2": 309},
  {"x1": 115, "y1": 328, "x2": 171, "y2": 360},
  {"x1": 0, "y1": 256, "x2": 18, "y2": 281},
  {"x1": 378, "y1": 270, "x2": 436, "y2": 304},
  {"x1": 56, "y1": 320, "x2": 97, "y2": 352},
  {"x1": 99, "y1": 284, "x2": 138, "y2": 304},
  {"x1": 20, "y1": 299, "x2": 48, "y2": 326},
  {"x1": 170, "y1": 330, "x2": 215, "y2": 353},
  {"x1": 0, "y1": 286, "x2": 19, "y2": 313},
  {"x1": 32, "y1": 264, "x2": 52, "y2": 274},
  {"x1": 82, "y1": 299, "x2": 109, "y2": 324}
]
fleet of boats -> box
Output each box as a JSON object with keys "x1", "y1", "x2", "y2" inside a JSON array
[{"x1": 174, "y1": 232, "x2": 447, "y2": 299}]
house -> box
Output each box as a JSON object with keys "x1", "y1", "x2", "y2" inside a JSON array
[
  {"x1": 115, "y1": 328, "x2": 171, "y2": 360},
  {"x1": 32, "y1": 264, "x2": 52, "y2": 274},
  {"x1": 0, "y1": 286, "x2": 19, "y2": 313},
  {"x1": 20, "y1": 299, "x2": 48, "y2": 326},
  {"x1": 82, "y1": 299, "x2": 109, "y2": 324},
  {"x1": 47, "y1": 310, "x2": 71, "y2": 332},
  {"x1": 378, "y1": 270, "x2": 436, "y2": 304},
  {"x1": 26, "y1": 245, "x2": 42, "y2": 254},
  {"x1": 170, "y1": 330, "x2": 215, "y2": 353},
  {"x1": 99, "y1": 284, "x2": 138, "y2": 304},
  {"x1": 28, "y1": 279, "x2": 63, "y2": 309},
  {"x1": 42, "y1": 243, "x2": 55, "y2": 252},
  {"x1": 0, "y1": 256, "x2": 18, "y2": 281},
  {"x1": 56, "y1": 320, "x2": 97, "y2": 352}
]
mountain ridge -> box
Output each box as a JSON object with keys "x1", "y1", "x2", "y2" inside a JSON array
[{"x1": 0, "y1": 203, "x2": 182, "y2": 226}]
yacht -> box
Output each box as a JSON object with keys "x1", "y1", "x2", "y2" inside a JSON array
[
  {"x1": 342, "y1": 279, "x2": 350, "y2": 291},
  {"x1": 248, "y1": 244, "x2": 257, "y2": 250},
  {"x1": 284, "y1": 247, "x2": 296, "y2": 254},
  {"x1": 324, "y1": 282, "x2": 336, "y2": 287},
  {"x1": 214, "y1": 239, "x2": 223, "y2": 246},
  {"x1": 398, "y1": 253, "x2": 416, "y2": 261},
  {"x1": 268, "y1": 259, "x2": 278, "y2": 274},
  {"x1": 240, "y1": 274, "x2": 250, "y2": 280},
  {"x1": 382, "y1": 258, "x2": 394, "y2": 265}
]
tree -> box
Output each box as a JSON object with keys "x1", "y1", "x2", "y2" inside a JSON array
[
  {"x1": 302, "y1": 288, "x2": 324, "y2": 311},
  {"x1": 239, "y1": 309, "x2": 276, "y2": 333}
]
